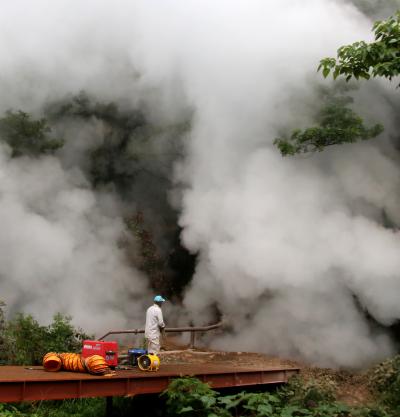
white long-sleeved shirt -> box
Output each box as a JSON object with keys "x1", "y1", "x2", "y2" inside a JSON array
[{"x1": 145, "y1": 304, "x2": 165, "y2": 339}]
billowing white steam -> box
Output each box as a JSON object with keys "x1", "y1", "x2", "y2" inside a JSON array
[
  {"x1": 0, "y1": 144, "x2": 149, "y2": 331},
  {"x1": 0, "y1": 0, "x2": 399, "y2": 366}
]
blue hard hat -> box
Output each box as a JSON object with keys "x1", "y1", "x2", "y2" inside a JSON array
[{"x1": 154, "y1": 295, "x2": 166, "y2": 303}]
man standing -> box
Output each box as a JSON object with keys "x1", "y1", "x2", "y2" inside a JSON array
[{"x1": 145, "y1": 295, "x2": 166, "y2": 355}]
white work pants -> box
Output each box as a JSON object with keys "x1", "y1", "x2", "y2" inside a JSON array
[{"x1": 146, "y1": 337, "x2": 160, "y2": 355}]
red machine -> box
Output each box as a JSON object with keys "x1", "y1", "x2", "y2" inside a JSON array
[{"x1": 81, "y1": 340, "x2": 118, "y2": 367}]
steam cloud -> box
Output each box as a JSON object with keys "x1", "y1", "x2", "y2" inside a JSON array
[
  {"x1": 0, "y1": 143, "x2": 149, "y2": 331},
  {"x1": 1, "y1": 0, "x2": 400, "y2": 366}
]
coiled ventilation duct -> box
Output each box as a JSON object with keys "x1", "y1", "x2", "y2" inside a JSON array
[{"x1": 43, "y1": 352, "x2": 110, "y2": 375}]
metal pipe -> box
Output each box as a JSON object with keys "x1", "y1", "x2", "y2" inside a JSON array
[{"x1": 98, "y1": 321, "x2": 223, "y2": 341}]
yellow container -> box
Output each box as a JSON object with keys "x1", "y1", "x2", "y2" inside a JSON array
[{"x1": 137, "y1": 354, "x2": 160, "y2": 372}]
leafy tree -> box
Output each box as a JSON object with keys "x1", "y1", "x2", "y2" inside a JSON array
[
  {"x1": 46, "y1": 92, "x2": 147, "y2": 187},
  {"x1": 2, "y1": 311, "x2": 91, "y2": 365},
  {"x1": 4, "y1": 313, "x2": 47, "y2": 365},
  {"x1": 275, "y1": 12, "x2": 399, "y2": 156},
  {"x1": 319, "y1": 11, "x2": 400, "y2": 83},
  {"x1": 0, "y1": 110, "x2": 63, "y2": 157},
  {"x1": 47, "y1": 90, "x2": 144, "y2": 127},
  {"x1": 46, "y1": 92, "x2": 194, "y2": 299},
  {"x1": 44, "y1": 313, "x2": 91, "y2": 353},
  {"x1": 46, "y1": 91, "x2": 188, "y2": 189},
  {"x1": 274, "y1": 92, "x2": 383, "y2": 156}
]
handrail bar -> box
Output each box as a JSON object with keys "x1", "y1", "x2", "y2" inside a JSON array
[{"x1": 98, "y1": 321, "x2": 223, "y2": 348}]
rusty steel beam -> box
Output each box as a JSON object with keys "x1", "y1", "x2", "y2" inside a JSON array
[
  {"x1": 97, "y1": 321, "x2": 223, "y2": 341},
  {"x1": 0, "y1": 364, "x2": 299, "y2": 403}
]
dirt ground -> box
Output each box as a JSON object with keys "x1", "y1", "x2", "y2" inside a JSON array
[
  {"x1": 159, "y1": 349, "x2": 298, "y2": 368},
  {"x1": 300, "y1": 366, "x2": 374, "y2": 407},
  {"x1": 157, "y1": 343, "x2": 374, "y2": 407},
  {"x1": 119, "y1": 335, "x2": 374, "y2": 407}
]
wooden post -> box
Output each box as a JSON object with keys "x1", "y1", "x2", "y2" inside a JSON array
[{"x1": 190, "y1": 331, "x2": 195, "y2": 349}]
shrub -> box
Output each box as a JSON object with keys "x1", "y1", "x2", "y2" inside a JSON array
[
  {"x1": 367, "y1": 355, "x2": 400, "y2": 409},
  {"x1": 162, "y1": 377, "x2": 229, "y2": 417},
  {"x1": 0, "y1": 110, "x2": 63, "y2": 157},
  {"x1": 44, "y1": 313, "x2": 91, "y2": 354},
  {"x1": 279, "y1": 375, "x2": 337, "y2": 407},
  {"x1": 1, "y1": 306, "x2": 92, "y2": 365},
  {"x1": 3, "y1": 313, "x2": 47, "y2": 365},
  {"x1": 218, "y1": 391, "x2": 282, "y2": 417},
  {"x1": 163, "y1": 377, "x2": 352, "y2": 417},
  {"x1": 0, "y1": 399, "x2": 105, "y2": 417}
]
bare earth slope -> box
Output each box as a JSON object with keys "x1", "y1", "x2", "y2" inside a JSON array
[{"x1": 158, "y1": 349, "x2": 374, "y2": 406}]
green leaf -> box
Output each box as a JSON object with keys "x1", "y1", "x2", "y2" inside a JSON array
[
  {"x1": 257, "y1": 403, "x2": 273, "y2": 415},
  {"x1": 179, "y1": 406, "x2": 194, "y2": 413},
  {"x1": 333, "y1": 68, "x2": 340, "y2": 80},
  {"x1": 322, "y1": 67, "x2": 331, "y2": 78}
]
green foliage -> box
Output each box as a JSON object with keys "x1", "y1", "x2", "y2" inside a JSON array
[
  {"x1": 0, "y1": 301, "x2": 6, "y2": 364},
  {"x1": 274, "y1": 94, "x2": 383, "y2": 156},
  {"x1": 276, "y1": 13, "x2": 392, "y2": 157},
  {"x1": 37, "y1": 399, "x2": 105, "y2": 417},
  {"x1": 319, "y1": 11, "x2": 400, "y2": 83},
  {"x1": 280, "y1": 375, "x2": 337, "y2": 407},
  {"x1": 47, "y1": 92, "x2": 147, "y2": 188},
  {"x1": 0, "y1": 399, "x2": 105, "y2": 417},
  {"x1": 44, "y1": 92, "x2": 193, "y2": 299},
  {"x1": 47, "y1": 91, "x2": 187, "y2": 189},
  {"x1": 125, "y1": 212, "x2": 167, "y2": 292},
  {"x1": 163, "y1": 377, "x2": 352, "y2": 417},
  {"x1": 367, "y1": 355, "x2": 400, "y2": 409},
  {"x1": 0, "y1": 404, "x2": 32, "y2": 417},
  {"x1": 218, "y1": 391, "x2": 282, "y2": 417},
  {"x1": 47, "y1": 91, "x2": 145, "y2": 128},
  {"x1": 44, "y1": 313, "x2": 91, "y2": 353},
  {"x1": 0, "y1": 110, "x2": 63, "y2": 157},
  {"x1": 162, "y1": 377, "x2": 228, "y2": 417},
  {"x1": 350, "y1": 406, "x2": 395, "y2": 417},
  {"x1": 1, "y1": 308, "x2": 91, "y2": 365},
  {"x1": 4, "y1": 313, "x2": 48, "y2": 365}
]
